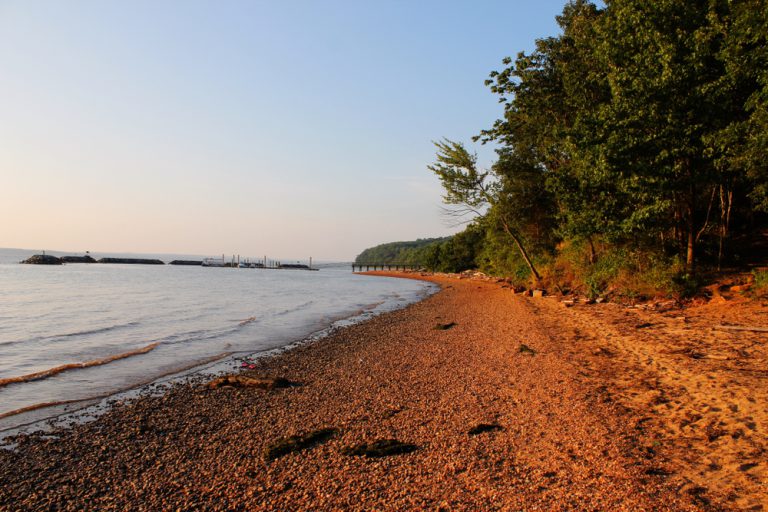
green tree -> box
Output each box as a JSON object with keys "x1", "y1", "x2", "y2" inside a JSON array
[
  {"x1": 480, "y1": 1, "x2": 614, "y2": 259},
  {"x1": 427, "y1": 139, "x2": 545, "y2": 282},
  {"x1": 594, "y1": 0, "x2": 735, "y2": 270},
  {"x1": 707, "y1": 0, "x2": 768, "y2": 265}
]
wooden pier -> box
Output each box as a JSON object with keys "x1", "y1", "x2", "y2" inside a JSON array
[{"x1": 352, "y1": 263, "x2": 421, "y2": 272}]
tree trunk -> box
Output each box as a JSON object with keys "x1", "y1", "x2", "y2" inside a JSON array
[
  {"x1": 500, "y1": 218, "x2": 541, "y2": 283},
  {"x1": 717, "y1": 185, "x2": 733, "y2": 271},
  {"x1": 686, "y1": 180, "x2": 696, "y2": 272},
  {"x1": 686, "y1": 224, "x2": 695, "y2": 271}
]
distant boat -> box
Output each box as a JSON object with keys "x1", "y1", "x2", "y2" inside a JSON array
[
  {"x1": 239, "y1": 261, "x2": 266, "y2": 269},
  {"x1": 202, "y1": 257, "x2": 226, "y2": 267}
]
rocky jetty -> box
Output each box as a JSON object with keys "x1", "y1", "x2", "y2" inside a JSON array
[
  {"x1": 21, "y1": 254, "x2": 62, "y2": 265},
  {"x1": 169, "y1": 260, "x2": 202, "y2": 266},
  {"x1": 60, "y1": 255, "x2": 96, "y2": 263},
  {"x1": 97, "y1": 258, "x2": 165, "y2": 265}
]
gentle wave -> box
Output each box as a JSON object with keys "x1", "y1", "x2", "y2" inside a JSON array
[
  {"x1": 50, "y1": 321, "x2": 141, "y2": 340},
  {"x1": 273, "y1": 300, "x2": 315, "y2": 317},
  {"x1": 0, "y1": 342, "x2": 160, "y2": 388},
  {"x1": 0, "y1": 351, "x2": 233, "y2": 423},
  {"x1": 159, "y1": 327, "x2": 239, "y2": 345},
  {"x1": 0, "y1": 398, "x2": 100, "y2": 421},
  {"x1": 0, "y1": 321, "x2": 141, "y2": 348}
]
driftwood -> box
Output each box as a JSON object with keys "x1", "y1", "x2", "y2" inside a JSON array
[
  {"x1": 207, "y1": 375, "x2": 294, "y2": 390},
  {"x1": 713, "y1": 325, "x2": 768, "y2": 333}
]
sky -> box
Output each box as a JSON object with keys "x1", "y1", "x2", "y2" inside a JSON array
[{"x1": 1, "y1": 0, "x2": 569, "y2": 261}]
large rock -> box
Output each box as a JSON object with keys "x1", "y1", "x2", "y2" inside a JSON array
[{"x1": 21, "y1": 254, "x2": 62, "y2": 265}]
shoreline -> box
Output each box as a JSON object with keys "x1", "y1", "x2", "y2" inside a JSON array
[
  {"x1": 1, "y1": 272, "x2": 760, "y2": 509},
  {"x1": 0, "y1": 277, "x2": 438, "y2": 440}
]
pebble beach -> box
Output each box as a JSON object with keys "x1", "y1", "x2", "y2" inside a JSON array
[{"x1": 0, "y1": 273, "x2": 718, "y2": 510}]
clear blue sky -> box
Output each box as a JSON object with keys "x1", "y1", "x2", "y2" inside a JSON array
[{"x1": 1, "y1": 0, "x2": 569, "y2": 260}]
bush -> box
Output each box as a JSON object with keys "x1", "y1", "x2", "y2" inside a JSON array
[
  {"x1": 752, "y1": 269, "x2": 768, "y2": 296},
  {"x1": 545, "y1": 239, "x2": 684, "y2": 299}
]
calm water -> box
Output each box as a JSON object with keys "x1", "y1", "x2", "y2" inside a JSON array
[{"x1": 0, "y1": 250, "x2": 434, "y2": 431}]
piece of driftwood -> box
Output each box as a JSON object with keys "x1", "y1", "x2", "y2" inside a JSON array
[
  {"x1": 206, "y1": 375, "x2": 294, "y2": 390},
  {"x1": 713, "y1": 325, "x2": 768, "y2": 333}
]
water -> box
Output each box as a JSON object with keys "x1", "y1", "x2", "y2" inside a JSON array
[{"x1": 0, "y1": 249, "x2": 434, "y2": 433}]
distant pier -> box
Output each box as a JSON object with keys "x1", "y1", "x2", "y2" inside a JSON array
[{"x1": 352, "y1": 263, "x2": 421, "y2": 272}]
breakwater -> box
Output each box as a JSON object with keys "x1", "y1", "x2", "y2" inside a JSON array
[
  {"x1": 20, "y1": 253, "x2": 318, "y2": 270},
  {"x1": 21, "y1": 255, "x2": 164, "y2": 265}
]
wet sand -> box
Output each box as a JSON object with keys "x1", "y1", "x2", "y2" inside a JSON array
[{"x1": 1, "y1": 272, "x2": 754, "y2": 510}]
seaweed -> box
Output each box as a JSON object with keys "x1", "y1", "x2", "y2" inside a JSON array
[
  {"x1": 342, "y1": 439, "x2": 418, "y2": 457},
  {"x1": 468, "y1": 423, "x2": 503, "y2": 436},
  {"x1": 263, "y1": 428, "x2": 337, "y2": 461}
]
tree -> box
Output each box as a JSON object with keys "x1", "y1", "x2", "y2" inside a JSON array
[
  {"x1": 480, "y1": 1, "x2": 616, "y2": 257},
  {"x1": 593, "y1": 0, "x2": 735, "y2": 270},
  {"x1": 707, "y1": 0, "x2": 768, "y2": 265},
  {"x1": 428, "y1": 139, "x2": 544, "y2": 282}
]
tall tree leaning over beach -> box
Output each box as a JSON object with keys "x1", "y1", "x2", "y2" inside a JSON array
[{"x1": 427, "y1": 138, "x2": 547, "y2": 283}]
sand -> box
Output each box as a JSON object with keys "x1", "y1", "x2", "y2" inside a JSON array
[{"x1": 1, "y1": 272, "x2": 762, "y2": 510}]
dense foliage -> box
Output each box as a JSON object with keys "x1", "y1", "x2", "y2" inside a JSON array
[
  {"x1": 354, "y1": 238, "x2": 449, "y2": 266},
  {"x1": 424, "y1": 0, "x2": 768, "y2": 298}
]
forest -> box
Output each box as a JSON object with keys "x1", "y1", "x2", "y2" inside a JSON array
[{"x1": 358, "y1": 0, "x2": 768, "y2": 299}]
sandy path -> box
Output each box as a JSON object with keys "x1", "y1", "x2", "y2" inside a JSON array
[
  {"x1": 0, "y1": 275, "x2": 708, "y2": 510},
  {"x1": 530, "y1": 293, "x2": 767, "y2": 511}
]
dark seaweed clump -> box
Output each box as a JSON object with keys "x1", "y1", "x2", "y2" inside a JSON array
[
  {"x1": 264, "y1": 428, "x2": 337, "y2": 461},
  {"x1": 468, "y1": 423, "x2": 503, "y2": 436},
  {"x1": 342, "y1": 439, "x2": 418, "y2": 457}
]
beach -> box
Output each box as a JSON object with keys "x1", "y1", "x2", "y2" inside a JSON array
[{"x1": 1, "y1": 272, "x2": 764, "y2": 511}]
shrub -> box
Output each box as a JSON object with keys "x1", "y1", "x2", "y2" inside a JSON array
[
  {"x1": 752, "y1": 269, "x2": 768, "y2": 296},
  {"x1": 544, "y1": 239, "x2": 685, "y2": 299}
]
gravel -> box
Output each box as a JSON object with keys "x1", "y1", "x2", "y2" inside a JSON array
[{"x1": 0, "y1": 275, "x2": 705, "y2": 511}]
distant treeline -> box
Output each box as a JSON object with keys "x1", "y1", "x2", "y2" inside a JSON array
[
  {"x1": 354, "y1": 238, "x2": 449, "y2": 266},
  {"x1": 376, "y1": 1, "x2": 768, "y2": 299}
]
